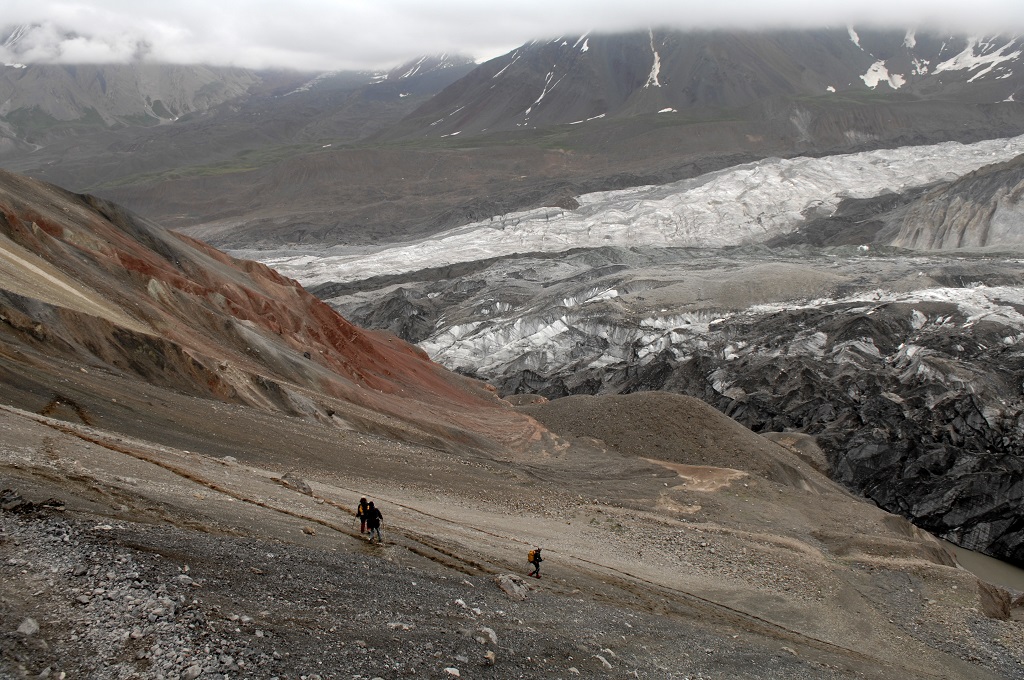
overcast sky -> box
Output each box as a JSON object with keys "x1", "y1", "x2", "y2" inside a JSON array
[{"x1": 4, "y1": 0, "x2": 1024, "y2": 72}]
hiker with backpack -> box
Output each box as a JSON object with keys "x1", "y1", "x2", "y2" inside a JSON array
[
  {"x1": 366, "y1": 501, "x2": 383, "y2": 543},
  {"x1": 527, "y1": 547, "x2": 543, "y2": 578},
  {"x1": 356, "y1": 497, "x2": 370, "y2": 534}
]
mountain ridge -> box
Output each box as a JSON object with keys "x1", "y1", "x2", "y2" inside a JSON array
[
  {"x1": 0, "y1": 168, "x2": 542, "y2": 457},
  {"x1": 384, "y1": 27, "x2": 1024, "y2": 140},
  {"x1": 4, "y1": 26, "x2": 1024, "y2": 248}
]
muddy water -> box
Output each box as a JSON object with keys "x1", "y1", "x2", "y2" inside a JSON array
[{"x1": 942, "y1": 540, "x2": 1024, "y2": 592}]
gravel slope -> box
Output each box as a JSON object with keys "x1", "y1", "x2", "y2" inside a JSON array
[{"x1": 3, "y1": 390, "x2": 1024, "y2": 679}]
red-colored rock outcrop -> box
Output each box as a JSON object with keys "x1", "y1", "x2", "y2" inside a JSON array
[{"x1": 0, "y1": 170, "x2": 539, "y2": 452}]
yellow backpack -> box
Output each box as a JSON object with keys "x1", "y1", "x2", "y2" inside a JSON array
[{"x1": 527, "y1": 549, "x2": 536, "y2": 563}]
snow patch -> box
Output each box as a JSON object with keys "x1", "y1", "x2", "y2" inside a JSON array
[
  {"x1": 492, "y1": 53, "x2": 520, "y2": 79},
  {"x1": 658, "y1": 108, "x2": 677, "y2": 113},
  {"x1": 285, "y1": 71, "x2": 341, "y2": 96},
  {"x1": 848, "y1": 26, "x2": 862, "y2": 49},
  {"x1": 934, "y1": 38, "x2": 1023, "y2": 82},
  {"x1": 826, "y1": 86, "x2": 836, "y2": 93},
  {"x1": 524, "y1": 70, "x2": 563, "y2": 119},
  {"x1": 644, "y1": 29, "x2": 662, "y2": 88},
  {"x1": 904, "y1": 29, "x2": 917, "y2": 49},
  {"x1": 861, "y1": 61, "x2": 905, "y2": 90},
  {"x1": 401, "y1": 56, "x2": 429, "y2": 79}
]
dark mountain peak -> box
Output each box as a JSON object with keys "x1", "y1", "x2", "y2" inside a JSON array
[{"x1": 387, "y1": 27, "x2": 1024, "y2": 140}]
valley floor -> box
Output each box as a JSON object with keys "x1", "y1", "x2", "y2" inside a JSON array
[{"x1": 3, "y1": 396, "x2": 1024, "y2": 680}]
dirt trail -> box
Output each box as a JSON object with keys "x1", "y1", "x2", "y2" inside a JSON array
[{"x1": 3, "y1": 402, "x2": 1018, "y2": 679}]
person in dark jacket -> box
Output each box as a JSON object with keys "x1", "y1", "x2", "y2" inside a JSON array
[
  {"x1": 528, "y1": 547, "x2": 543, "y2": 578},
  {"x1": 356, "y1": 497, "x2": 370, "y2": 533},
  {"x1": 366, "y1": 501, "x2": 383, "y2": 543}
]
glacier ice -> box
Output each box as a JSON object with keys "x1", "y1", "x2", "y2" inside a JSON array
[{"x1": 265, "y1": 134, "x2": 1024, "y2": 288}]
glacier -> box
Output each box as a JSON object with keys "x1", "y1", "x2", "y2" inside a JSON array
[{"x1": 264, "y1": 134, "x2": 1024, "y2": 288}]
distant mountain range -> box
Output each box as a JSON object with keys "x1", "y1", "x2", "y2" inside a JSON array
[
  {"x1": 0, "y1": 43, "x2": 474, "y2": 149},
  {"x1": 387, "y1": 28, "x2": 1024, "y2": 140},
  {"x1": 1, "y1": 27, "x2": 1023, "y2": 247}
]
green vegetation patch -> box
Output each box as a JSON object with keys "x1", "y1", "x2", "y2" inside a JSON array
[
  {"x1": 120, "y1": 113, "x2": 162, "y2": 127},
  {"x1": 2, "y1": 106, "x2": 107, "y2": 142},
  {"x1": 150, "y1": 99, "x2": 174, "y2": 119},
  {"x1": 93, "y1": 141, "x2": 329, "y2": 189}
]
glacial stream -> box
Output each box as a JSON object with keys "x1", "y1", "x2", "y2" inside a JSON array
[{"x1": 942, "y1": 541, "x2": 1024, "y2": 593}]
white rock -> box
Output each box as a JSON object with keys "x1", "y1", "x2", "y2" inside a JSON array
[
  {"x1": 17, "y1": 617, "x2": 39, "y2": 636},
  {"x1": 444, "y1": 668, "x2": 461, "y2": 677}
]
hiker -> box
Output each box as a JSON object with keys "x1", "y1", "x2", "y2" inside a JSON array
[
  {"x1": 356, "y1": 497, "x2": 370, "y2": 533},
  {"x1": 528, "y1": 547, "x2": 543, "y2": 578},
  {"x1": 366, "y1": 501, "x2": 383, "y2": 543}
]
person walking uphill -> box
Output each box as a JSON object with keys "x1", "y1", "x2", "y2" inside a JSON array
[
  {"x1": 528, "y1": 547, "x2": 543, "y2": 578},
  {"x1": 356, "y1": 497, "x2": 370, "y2": 534},
  {"x1": 366, "y1": 501, "x2": 383, "y2": 543}
]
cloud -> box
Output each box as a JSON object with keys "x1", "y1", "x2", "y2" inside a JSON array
[{"x1": 2, "y1": 0, "x2": 1024, "y2": 71}]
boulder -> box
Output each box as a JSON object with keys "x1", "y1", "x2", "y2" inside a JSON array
[
  {"x1": 278, "y1": 471, "x2": 313, "y2": 496},
  {"x1": 978, "y1": 580, "x2": 1012, "y2": 620},
  {"x1": 494, "y1": 574, "x2": 529, "y2": 600}
]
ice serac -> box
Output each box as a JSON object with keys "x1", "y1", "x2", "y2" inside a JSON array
[{"x1": 0, "y1": 169, "x2": 537, "y2": 454}]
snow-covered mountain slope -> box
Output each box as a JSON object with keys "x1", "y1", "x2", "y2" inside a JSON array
[
  {"x1": 376, "y1": 54, "x2": 476, "y2": 83},
  {"x1": 387, "y1": 28, "x2": 1024, "y2": 139},
  {"x1": 264, "y1": 134, "x2": 1024, "y2": 287}
]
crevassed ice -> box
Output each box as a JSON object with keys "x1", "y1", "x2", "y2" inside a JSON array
[{"x1": 264, "y1": 134, "x2": 1024, "y2": 288}]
